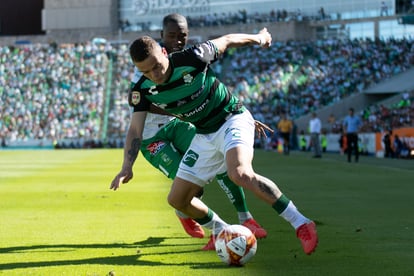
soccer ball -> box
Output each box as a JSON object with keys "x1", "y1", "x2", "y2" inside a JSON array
[{"x1": 215, "y1": 224, "x2": 257, "y2": 266}]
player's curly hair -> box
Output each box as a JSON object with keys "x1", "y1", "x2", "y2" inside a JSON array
[{"x1": 129, "y1": 36, "x2": 158, "y2": 63}]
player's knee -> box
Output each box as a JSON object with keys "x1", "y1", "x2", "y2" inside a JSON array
[
  {"x1": 167, "y1": 193, "x2": 178, "y2": 209},
  {"x1": 227, "y1": 168, "x2": 253, "y2": 188},
  {"x1": 167, "y1": 193, "x2": 186, "y2": 211}
]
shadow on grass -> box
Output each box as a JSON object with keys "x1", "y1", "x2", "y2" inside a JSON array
[{"x1": 0, "y1": 236, "x2": 224, "y2": 270}]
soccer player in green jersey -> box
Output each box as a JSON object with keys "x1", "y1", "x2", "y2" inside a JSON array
[
  {"x1": 123, "y1": 13, "x2": 267, "y2": 249},
  {"x1": 112, "y1": 26, "x2": 318, "y2": 255}
]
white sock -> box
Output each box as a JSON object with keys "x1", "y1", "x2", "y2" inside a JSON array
[
  {"x1": 175, "y1": 209, "x2": 189, "y2": 219},
  {"x1": 238, "y1": 212, "x2": 253, "y2": 224},
  {"x1": 201, "y1": 212, "x2": 229, "y2": 235},
  {"x1": 279, "y1": 201, "x2": 310, "y2": 229}
]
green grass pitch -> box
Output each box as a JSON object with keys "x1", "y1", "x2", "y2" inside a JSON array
[{"x1": 0, "y1": 149, "x2": 413, "y2": 275}]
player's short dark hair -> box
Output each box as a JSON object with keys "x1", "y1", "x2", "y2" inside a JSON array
[
  {"x1": 129, "y1": 36, "x2": 158, "y2": 63},
  {"x1": 163, "y1": 13, "x2": 187, "y2": 29}
]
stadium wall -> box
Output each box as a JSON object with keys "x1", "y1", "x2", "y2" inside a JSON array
[
  {"x1": 116, "y1": 21, "x2": 315, "y2": 43},
  {"x1": 0, "y1": 19, "x2": 314, "y2": 45},
  {"x1": 42, "y1": 0, "x2": 118, "y2": 33},
  {"x1": 0, "y1": 0, "x2": 407, "y2": 45},
  {"x1": 118, "y1": 0, "x2": 390, "y2": 25}
]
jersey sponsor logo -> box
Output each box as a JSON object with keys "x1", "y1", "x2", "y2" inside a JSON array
[
  {"x1": 149, "y1": 85, "x2": 158, "y2": 95},
  {"x1": 183, "y1": 99, "x2": 209, "y2": 118},
  {"x1": 147, "y1": 141, "x2": 166, "y2": 155},
  {"x1": 177, "y1": 100, "x2": 187, "y2": 107},
  {"x1": 183, "y1": 149, "x2": 199, "y2": 167},
  {"x1": 195, "y1": 42, "x2": 214, "y2": 59},
  {"x1": 155, "y1": 103, "x2": 168, "y2": 109},
  {"x1": 172, "y1": 87, "x2": 204, "y2": 108},
  {"x1": 194, "y1": 45, "x2": 205, "y2": 58},
  {"x1": 190, "y1": 88, "x2": 203, "y2": 100},
  {"x1": 131, "y1": 91, "x2": 141, "y2": 105}
]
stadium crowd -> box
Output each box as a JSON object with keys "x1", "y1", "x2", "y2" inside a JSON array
[
  {"x1": 222, "y1": 37, "x2": 414, "y2": 131},
  {"x1": 0, "y1": 42, "x2": 108, "y2": 144},
  {"x1": 329, "y1": 91, "x2": 414, "y2": 134},
  {"x1": 1, "y1": 36, "x2": 413, "y2": 149}
]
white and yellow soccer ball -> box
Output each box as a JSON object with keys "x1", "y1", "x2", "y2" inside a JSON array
[{"x1": 215, "y1": 224, "x2": 257, "y2": 266}]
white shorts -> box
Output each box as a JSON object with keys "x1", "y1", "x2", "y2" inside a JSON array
[{"x1": 176, "y1": 110, "x2": 255, "y2": 186}]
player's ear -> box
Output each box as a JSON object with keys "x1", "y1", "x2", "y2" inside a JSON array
[{"x1": 162, "y1": 47, "x2": 168, "y2": 56}]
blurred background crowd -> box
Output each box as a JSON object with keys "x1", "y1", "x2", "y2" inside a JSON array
[{"x1": 1, "y1": 35, "x2": 413, "y2": 149}]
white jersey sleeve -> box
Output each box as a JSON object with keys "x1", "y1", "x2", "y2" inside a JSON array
[{"x1": 142, "y1": 113, "x2": 175, "y2": 140}]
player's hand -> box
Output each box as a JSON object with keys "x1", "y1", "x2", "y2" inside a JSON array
[
  {"x1": 254, "y1": 120, "x2": 274, "y2": 138},
  {"x1": 110, "y1": 167, "x2": 133, "y2": 191},
  {"x1": 258, "y1": 28, "x2": 272, "y2": 48}
]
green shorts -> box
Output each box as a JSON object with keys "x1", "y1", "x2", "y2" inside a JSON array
[{"x1": 140, "y1": 118, "x2": 196, "y2": 179}]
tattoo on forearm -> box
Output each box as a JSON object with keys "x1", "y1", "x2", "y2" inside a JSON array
[{"x1": 127, "y1": 138, "x2": 141, "y2": 164}]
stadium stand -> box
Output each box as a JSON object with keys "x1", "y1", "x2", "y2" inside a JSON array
[
  {"x1": 0, "y1": 42, "x2": 108, "y2": 147},
  {"x1": 1, "y1": 24, "x2": 413, "y2": 151}
]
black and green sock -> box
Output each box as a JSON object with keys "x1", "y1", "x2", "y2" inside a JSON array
[{"x1": 272, "y1": 194, "x2": 291, "y2": 214}]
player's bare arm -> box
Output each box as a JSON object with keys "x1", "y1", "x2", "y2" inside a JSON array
[
  {"x1": 110, "y1": 111, "x2": 147, "y2": 190},
  {"x1": 211, "y1": 27, "x2": 272, "y2": 55}
]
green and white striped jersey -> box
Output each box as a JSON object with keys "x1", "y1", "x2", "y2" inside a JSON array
[{"x1": 129, "y1": 40, "x2": 244, "y2": 134}]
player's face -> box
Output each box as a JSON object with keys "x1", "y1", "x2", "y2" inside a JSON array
[
  {"x1": 161, "y1": 21, "x2": 188, "y2": 53},
  {"x1": 134, "y1": 46, "x2": 170, "y2": 84}
]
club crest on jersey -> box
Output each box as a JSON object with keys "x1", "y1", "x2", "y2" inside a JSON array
[
  {"x1": 225, "y1": 127, "x2": 242, "y2": 138},
  {"x1": 131, "y1": 91, "x2": 140, "y2": 105},
  {"x1": 161, "y1": 153, "x2": 172, "y2": 165},
  {"x1": 183, "y1": 72, "x2": 193, "y2": 84},
  {"x1": 147, "y1": 141, "x2": 166, "y2": 155}
]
